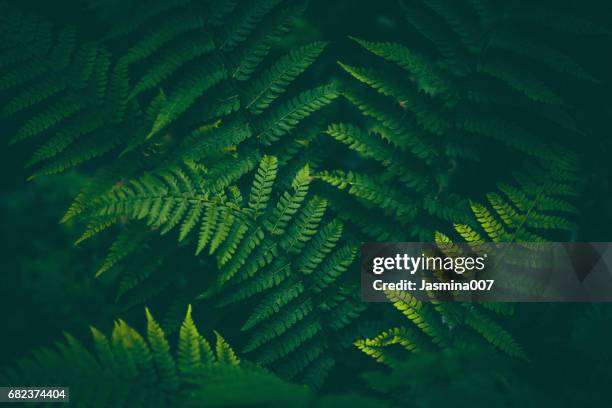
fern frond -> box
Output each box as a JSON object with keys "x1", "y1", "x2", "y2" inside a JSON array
[
  {"x1": 242, "y1": 279, "x2": 305, "y2": 331},
  {"x1": 339, "y1": 83, "x2": 438, "y2": 162},
  {"x1": 297, "y1": 219, "x2": 343, "y2": 275},
  {"x1": 215, "y1": 259, "x2": 291, "y2": 306},
  {"x1": 280, "y1": 196, "x2": 327, "y2": 254},
  {"x1": 1, "y1": 75, "x2": 66, "y2": 117},
  {"x1": 349, "y1": 37, "x2": 452, "y2": 98},
  {"x1": 255, "y1": 83, "x2": 339, "y2": 145},
  {"x1": 477, "y1": 58, "x2": 562, "y2": 105},
  {"x1": 399, "y1": 0, "x2": 469, "y2": 72},
  {"x1": 248, "y1": 155, "x2": 279, "y2": 215},
  {"x1": 145, "y1": 308, "x2": 179, "y2": 392},
  {"x1": 146, "y1": 61, "x2": 227, "y2": 139},
  {"x1": 244, "y1": 41, "x2": 328, "y2": 113},
  {"x1": 325, "y1": 123, "x2": 429, "y2": 190},
  {"x1": 10, "y1": 95, "x2": 84, "y2": 144},
  {"x1": 229, "y1": 2, "x2": 306, "y2": 81},
  {"x1": 243, "y1": 300, "x2": 313, "y2": 353},
  {"x1": 464, "y1": 309, "x2": 526, "y2": 359},
  {"x1": 311, "y1": 245, "x2": 356, "y2": 293},
  {"x1": 216, "y1": 0, "x2": 283, "y2": 52},
  {"x1": 255, "y1": 318, "x2": 323, "y2": 365},
  {"x1": 317, "y1": 170, "x2": 419, "y2": 219},
  {"x1": 130, "y1": 34, "x2": 215, "y2": 98},
  {"x1": 120, "y1": 14, "x2": 204, "y2": 66},
  {"x1": 26, "y1": 111, "x2": 105, "y2": 167},
  {"x1": 0, "y1": 306, "x2": 242, "y2": 406},
  {"x1": 264, "y1": 164, "x2": 310, "y2": 235},
  {"x1": 214, "y1": 330, "x2": 240, "y2": 366},
  {"x1": 354, "y1": 326, "x2": 429, "y2": 366},
  {"x1": 196, "y1": 205, "x2": 220, "y2": 256},
  {"x1": 386, "y1": 290, "x2": 450, "y2": 347},
  {"x1": 338, "y1": 62, "x2": 450, "y2": 134},
  {"x1": 449, "y1": 156, "x2": 578, "y2": 244},
  {"x1": 177, "y1": 305, "x2": 203, "y2": 377},
  {"x1": 97, "y1": 224, "x2": 149, "y2": 277}
]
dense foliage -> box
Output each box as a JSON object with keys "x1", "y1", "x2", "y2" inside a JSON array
[{"x1": 1, "y1": 0, "x2": 611, "y2": 406}]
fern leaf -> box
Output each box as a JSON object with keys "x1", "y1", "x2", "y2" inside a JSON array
[
  {"x1": 338, "y1": 62, "x2": 450, "y2": 134},
  {"x1": 311, "y1": 245, "x2": 356, "y2": 292},
  {"x1": 325, "y1": 123, "x2": 429, "y2": 190},
  {"x1": 298, "y1": 219, "x2": 343, "y2": 275},
  {"x1": 147, "y1": 61, "x2": 227, "y2": 139},
  {"x1": 26, "y1": 111, "x2": 105, "y2": 167},
  {"x1": 209, "y1": 210, "x2": 236, "y2": 255},
  {"x1": 97, "y1": 224, "x2": 148, "y2": 277},
  {"x1": 478, "y1": 59, "x2": 562, "y2": 105},
  {"x1": 1, "y1": 76, "x2": 66, "y2": 117},
  {"x1": 215, "y1": 259, "x2": 291, "y2": 306},
  {"x1": 386, "y1": 290, "x2": 450, "y2": 347},
  {"x1": 214, "y1": 331, "x2": 240, "y2": 365},
  {"x1": 177, "y1": 305, "x2": 201, "y2": 377},
  {"x1": 120, "y1": 14, "x2": 204, "y2": 66},
  {"x1": 280, "y1": 196, "x2": 327, "y2": 254},
  {"x1": 10, "y1": 94, "x2": 83, "y2": 144},
  {"x1": 339, "y1": 84, "x2": 438, "y2": 162},
  {"x1": 490, "y1": 28, "x2": 597, "y2": 82},
  {"x1": 255, "y1": 84, "x2": 339, "y2": 145},
  {"x1": 242, "y1": 279, "x2": 305, "y2": 331},
  {"x1": 196, "y1": 205, "x2": 220, "y2": 255},
  {"x1": 230, "y1": 3, "x2": 306, "y2": 81},
  {"x1": 464, "y1": 309, "x2": 526, "y2": 359},
  {"x1": 179, "y1": 202, "x2": 204, "y2": 242},
  {"x1": 355, "y1": 326, "x2": 429, "y2": 366},
  {"x1": 217, "y1": 0, "x2": 283, "y2": 52},
  {"x1": 244, "y1": 41, "x2": 328, "y2": 113},
  {"x1": 248, "y1": 155, "x2": 279, "y2": 215},
  {"x1": 264, "y1": 164, "x2": 310, "y2": 235},
  {"x1": 317, "y1": 170, "x2": 419, "y2": 218},
  {"x1": 130, "y1": 34, "x2": 215, "y2": 98},
  {"x1": 350, "y1": 36, "x2": 451, "y2": 98},
  {"x1": 145, "y1": 308, "x2": 179, "y2": 392},
  {"x1": 255, "y1": 318, "x2": 322, "y2": 364}
]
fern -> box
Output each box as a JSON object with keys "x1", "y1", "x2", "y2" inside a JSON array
[
  {"x1": 67, "y1": 155, "x2": 362, "y2": 385},
  {"x1": 254, "y1": 83, "x2": 340, "y2": 145},
  {"x1": 356, "y1": 289, "x2": 526, "y2": 366},
  {"x1": 1, "y1": 8, "x2": 344, "y2": 364},
  {"x1": 322, "y1": 0, "x2": 598, "y2": 242},
  {"x1": 244, "y1": 41, "x2": 328, "y2": 113},
  {"x1": 248, "y1": 155, "x2": 279, "y2": 215},
  {"x1": 356, "y1": 153, "x2": 578, "y2": 366},
  {"x1": 1, "y1": 0, "x2": 598, "y2": 392},
  {"x1": 2, "y1": 0, "x2": 333, "y2": 179},
  {"x1": 0, "y1": 8, "x2": 130, "y2": 176},
  {"x1": 0, "y1": 306, "x2": 238, "y2": 406},
  {"x1": 1, "y1": 4, "x2": 340, "y2": 386},
  {"x1": 0, "y1": 305, "x2": 388, "y2": 407},
  {"x1": 450, "y1": 153, "x2": 578, "y2": 244}
]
